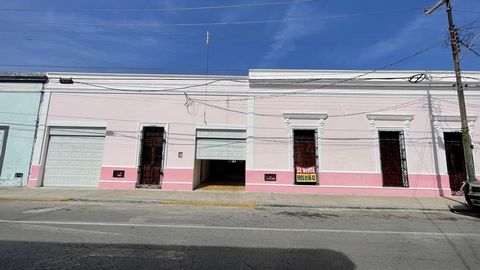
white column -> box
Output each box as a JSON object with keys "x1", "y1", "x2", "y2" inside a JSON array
[
  {"x1": 246, "y1": 96, "x2": 255, "y2": 170},
  {"x1": 31, "y1": 91, "x2": 51, "y2": 165}
]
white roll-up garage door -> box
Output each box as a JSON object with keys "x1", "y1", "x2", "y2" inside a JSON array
[
  {"x1": 196, "y1": 129, "x2": 246, "y2": 161},
  {"x1": 43, "y1": 127, "x2": 106, "y2": 187}
]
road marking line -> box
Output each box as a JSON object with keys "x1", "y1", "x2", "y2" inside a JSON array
[
  {"x1": 0, "y1": 197, "x2": 71, "y2": 202},
  {"x1": 17, "y1": 223, "x2": 120, "y2": 236},
  {"x1": 22, "y1": 206, "x2": 67, "y2": 214},
  {"x1": 0, "y1": 219, "x2": 478, "y2": 238}
]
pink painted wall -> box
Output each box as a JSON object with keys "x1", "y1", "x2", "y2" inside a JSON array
[
  {"x1": 27, "y1": 164, "x2": 41, "y2": 187},
  {"x1": 31, "y1": 71, "x2": 480, "y2": 196},
  {"x1": 245, "y1": 184, "x2": 450, "y2": 197},
  {"x1": 48, "y1": 92, "x2": 247, "y2": 170},
  {"x1": 40, "y1": 76, "x2": 248, "y2": 189},
  {"x1": 253, "y1": 95, "x2": 434, "y2": 173},
  {"x1": 98, "y1": 167, "x2": 137, "y2": 190},
  {"x1": 246, "y1": 170, "x2": 450, "y2": 195},
  {"x1": 250, "y1": 89, "x2": 480, "y2": 196}
]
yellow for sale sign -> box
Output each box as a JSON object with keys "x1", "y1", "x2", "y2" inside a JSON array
[{"x1": 295, "y1": 166, "x2": 317, "y2": 183}]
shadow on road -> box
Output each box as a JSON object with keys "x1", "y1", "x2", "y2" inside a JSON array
[
  {"x1": 0, "y1": 241, "x2": 356, "y2": 270},
  {"x1": 450, "y1": 204, "x2": 480, "y2": 219}
]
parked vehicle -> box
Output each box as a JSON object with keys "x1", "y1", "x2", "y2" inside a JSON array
[{"x1": 462, "y1": 181, "x2": 480, "y2": 209}]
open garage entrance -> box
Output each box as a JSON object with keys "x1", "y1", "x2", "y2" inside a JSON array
[
  {"x1": 193, "y1": 129, "x2": 246, "y2": 191},
  {"x1": 197, "y1": 160, "x2": 245, "y2": 190}
]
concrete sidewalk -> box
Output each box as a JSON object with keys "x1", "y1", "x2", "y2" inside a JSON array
[{"x1": 0, "y1": 187, "x2": 472, "y2": 212}]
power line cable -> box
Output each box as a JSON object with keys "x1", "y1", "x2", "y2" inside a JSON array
[
  {"x1": 192, "y1": 97, "x2": 423, "y2": 118},
  {"x1": 193, "y1": 39, "x2": 445, "y2": 103},
  {"x1": 74, "y1": 80, "x2": 225, "y2": 93},
  {"x1": 0, "y1": 63, "x2": 248, "y2": 73},
  {"x1": 0, "y1": 0, "x2": 317, "y2": 13},
  {"x1": 460, "y1": 41, "x2": 480, "y2": 58},
  {"x1": 0, "y1": 8, "x2": 422, "y2": 27}
]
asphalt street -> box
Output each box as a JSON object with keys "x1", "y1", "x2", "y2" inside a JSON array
[{"x1": 0, "y1": 201, "x2": 479, "y2": 269}]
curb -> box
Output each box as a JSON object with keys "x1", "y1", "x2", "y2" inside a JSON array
[
  {"x1": 0, "y1": 197, "x2": 72, "y2": 202},
  {"x1": 71, "y1": 198, "x2": 257, "y2": 208},
  {"x1": 0, "y1": 196, "x2": 476, "y2": 213},
  {"x1": 257, "y1": 203, "x2": 475, "y2": 212}
]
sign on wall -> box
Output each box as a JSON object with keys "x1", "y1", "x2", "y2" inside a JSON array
[{"x1": 295, "y1": 166, "x2": 317, "y2": 183}]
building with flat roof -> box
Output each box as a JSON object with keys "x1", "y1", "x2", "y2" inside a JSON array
[
  {"x1": 0, "y1": 73, "x2": 48, "y2": 186},
  {"x1": 24, "y1": 70, "x2": 480, "y2": 197}
]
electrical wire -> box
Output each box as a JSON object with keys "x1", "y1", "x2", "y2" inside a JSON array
[
  {"x1": 190, "y1": 39, "x2": 446, "y2": 103},
  {"x1": 0, "y1": 0, "x2": 317, "y2": 13},
  {"x1": 0, "y1": 121, "x2": 440, "y2": 145},
  {"x1": 0, "y1": 63, "x2": 248, "y2": 73},
  {"x1": 0, "y1": 8, "x2": 422, "y2": 27},
  {"x1": 74, "y1": 80, "x2": 225, "y2": 93},
  {"x1": 460, "y1": 41, "x2": 480, "y2": 58}
]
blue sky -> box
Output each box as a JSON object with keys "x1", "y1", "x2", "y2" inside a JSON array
[{"x1": 0, "y1": 0, "x2": 479, "y2": 75}]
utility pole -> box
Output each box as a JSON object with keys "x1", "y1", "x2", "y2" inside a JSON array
[{"x1": 425, "y1": 0, "x2": 476, "y2": 183}]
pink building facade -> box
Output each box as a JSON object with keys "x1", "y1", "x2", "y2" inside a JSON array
[{"x1": 27, "y1": 70, "x2": 480, "y2": 197}]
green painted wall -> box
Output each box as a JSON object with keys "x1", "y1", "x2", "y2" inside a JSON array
[{"x1": 0, "y1": 89, "x2": 41, "y2": 186}]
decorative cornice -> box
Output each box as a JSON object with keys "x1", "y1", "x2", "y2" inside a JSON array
[
  {"x1": 433, "y1": 115, "x2": 478, "y2": 122},
  {"x1": 366, "y1": 114, "x2": 414, "y2": 121},
  {"x1": 283, "y1": 113, "x2": 328, "y2": 120}
]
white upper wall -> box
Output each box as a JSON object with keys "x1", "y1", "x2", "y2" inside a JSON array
[
  {"x1": 248, "y1": 69, "x2": 480, "y2": 97},
  {"x1": 46, "y1": 72, "x2": 250, "y2": 97}
]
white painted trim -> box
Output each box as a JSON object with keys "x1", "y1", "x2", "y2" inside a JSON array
[
  {"x1": 47, "y1": 120, "x2": 107, "y2": 128},
  {"x1": 99, "y1": 180, "x2": 137, "y2": 183},
  {"x1": 435, "y1": 127, "x2": 449, "y2": 176},
  {"x1": 248, "y1": 169, "x2": 293, "y2": 172},
  {"x1": 161, "y1": 182, "x2": 192, "y2": 185},
  {"x1": 246, "y1": 96, "x2": 255, "y2": 170},
  {"x1": 48, "y1": 71, "x2": 246, "y2": 80},
  {"x1": 43, "y1": 89, "x2": 480, "y2": 98},
  {"x1": 101, "y1": 165, "x2": 137, "y2": 168},
  {"x1": 246, "y1": 183, "x2": 451, "y2": 190},
  {"x1": 196, "y1": 124, "x2": 247, "y2": 130},
  {"x1": 164, "y1": 167, "x2": 193, "y2": 170},
  {"x1": 407, "y1": 172, "x2": 449, "y2": 176},
  {"x1": 32, "y1": 91, "x2": 51, "y2": 166},
  {"x1": 433, "y1": 115, "x2": 478, "y2": 122},
  {"x1": 286, "y1": 124, "x2": 325, "y2": 175},
  {"x1": 0, "y1": 83, "x2": 44, "y2": 92},
  {"x1": 248, "y1": 169, "x2": 446, "y2": 175},
  {"x1": 369, "y1": 117, "x2": 413, "y2": 174},
  {"x1": 366, "y1": 114, "x2": 414, "y2": 121},
  {"x1": 319, "y1": 170, "x2": 378, "y2": 174},
  {"x1": 36, "y1": 98, "x2": 52, "y2": 187},
  {"x1": 283, "y1": 113, "x2": 328, "y2": 120}
]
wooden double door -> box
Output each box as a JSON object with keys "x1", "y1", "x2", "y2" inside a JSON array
[
  {"x1": 139, "y1": 127, "x2": 165, "y2": 186},
  {"x1": 379, "y1": 131, "x2": 408, "y2": 187},
  {"x1": 293, "y1": 130, "x2": 317, "y2": 184},
  {"x1": 444, "y1": 132, "x2": 467, "y2": 193}
]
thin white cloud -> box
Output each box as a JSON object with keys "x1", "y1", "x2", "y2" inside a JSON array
[
  {"x1": 259, "y1": 4, "x2": 321, "y2": 67},
  {"x1": 358, "y1": 14, "x2": 442, "y2": 63},
  {"x1": 0, "y1": 1, "x2": 180, "y2": 69}
]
